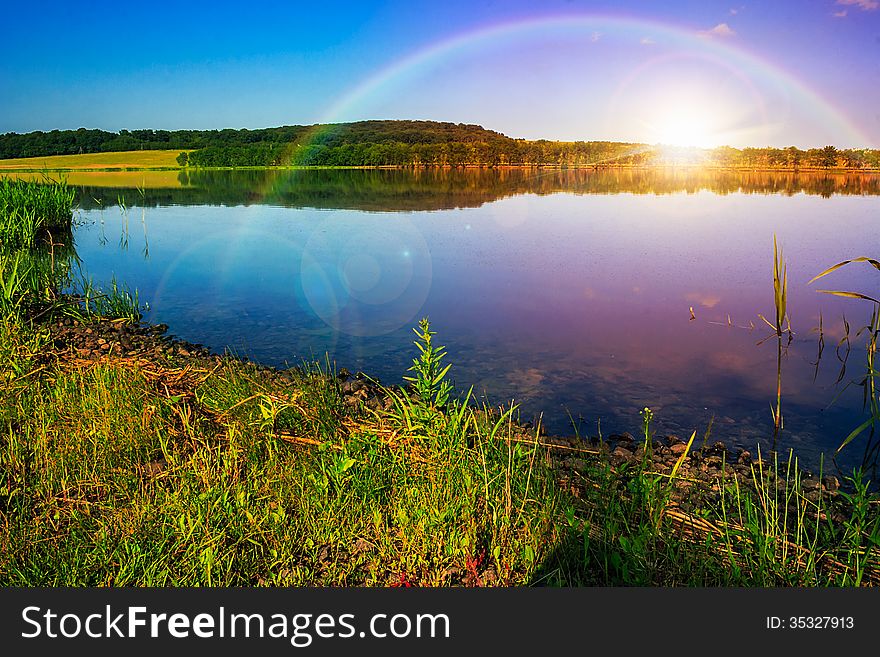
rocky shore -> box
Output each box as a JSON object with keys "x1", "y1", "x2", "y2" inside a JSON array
[{"x1": 46, "y1": 314, "x2": 846, "y2": 515}]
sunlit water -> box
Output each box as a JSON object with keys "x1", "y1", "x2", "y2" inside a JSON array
[{"x1": 39, "y1": 168, "x2": 880, "y2": 474}]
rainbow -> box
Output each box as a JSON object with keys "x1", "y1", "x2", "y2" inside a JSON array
[{"x1": 302, "y1": 13, "x2": 870, "y2": 149}]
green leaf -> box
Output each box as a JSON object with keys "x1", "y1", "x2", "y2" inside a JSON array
[{"x1": 837, "y1": 416, "x2": 876, "y2": 454}]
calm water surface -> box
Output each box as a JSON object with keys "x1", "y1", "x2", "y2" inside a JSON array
[{"x1": 48, "y1": 169, "x2": 880, "y2": 473}]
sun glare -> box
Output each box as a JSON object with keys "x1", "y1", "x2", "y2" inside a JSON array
[{"x1": 649, "y1": 103, "x2": 721, "y2": 148}]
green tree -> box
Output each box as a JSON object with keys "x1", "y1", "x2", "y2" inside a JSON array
[{"x1": 821, "y1": 145, "x2": 839, "y2": 168}]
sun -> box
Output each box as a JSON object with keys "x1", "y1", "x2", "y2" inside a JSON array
[
  {"x1": 648, "y1": 102, "x2": 722, "y2": 149},
  {"x1": 609, "y1": 60, "x2": 761, "y2": 149}
]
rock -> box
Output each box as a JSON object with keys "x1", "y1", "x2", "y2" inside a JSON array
[
  {"x1": 802, "y1": 477, "x2": 820, "y2": 491},
  {"x1": 822, "y1": 476, "x2": 840, "y2": 493},
  {"x1": 669, "y1": 443, "x2": 688, "y2": 456},
  {"x1": 738, "y1": 450, "x2": 751, "y2": 465},
  {"x1": 612, "y1": 446, "x2": 633, "y2": 460}
]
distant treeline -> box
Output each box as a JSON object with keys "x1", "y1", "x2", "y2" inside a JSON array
[
  {"x1": 0, "y1": 121, "x2": 506, "y2": 159},
  {"x1": 3, "y1": 120, "x2": 880, "y2": 169}
]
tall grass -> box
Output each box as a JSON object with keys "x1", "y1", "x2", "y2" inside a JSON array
[
  {"x1": 0, "y1": 318, "x2": 566, "y2": 586},
  {"x1": 0, "y1": 178, "x2": 77, "y2": 321},
  {"x1": 0, "y1": 242, "x2": 77, "y2": 318},
  {"x1": 810, "y1": 256, "x2": 880, "y2": 456},
  {"x1": 0, "y1": 178, "x2": 75, "y2": 249},
  {"x1": 0, "y1": 178, "x2": 142, "y2": 324},
  {"x1": 758, "y1": 235, "x2": 791, "y2": 445},
  {"x1": 75, "y1": 274, "x2": 144, "y2": 323}
]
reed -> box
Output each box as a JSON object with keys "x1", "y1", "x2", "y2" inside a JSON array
[
  {"x1": 0, "y1": 241, "x2": 77, "y2": 319},
  {"x1": 75, "y1": 274, "x2": 144, "y2": 323},
  {"x1": 0, "y1": 178, "x2": 75, "y2": 248},
  {"x1": 809, "y1": 256, "x2": 880, "y2": 455},
  {"x1": 758, "y1": 235, "x2": 791, "y2": 445}
]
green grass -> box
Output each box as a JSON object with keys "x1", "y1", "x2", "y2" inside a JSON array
[
  {"x1": 0, "y1": 179, "x2": 141, "y2": 324},
  {"x1": 0, "y1": 320, "x2": 567, "y2": 585},
  {"x1": 0, "y1": 178, "x2": 75, "y2": 249},
  {"x1": 0, "y1": 314, "x2": 877, "y2": 586},
  {"x1": 75, "y1": 275, "x2": 144, "y2": 323},
  {"x1": 0, "y1": 150, "x2": 190, "y2": 171},
  {"x1": 0, "y1": 178, "x2": 72, "y2": 321}
]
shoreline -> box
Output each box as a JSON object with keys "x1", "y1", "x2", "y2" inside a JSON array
[
  {"x1": 2, "y1": 292, "x2": 877, "y2": 585},
  {"x1": 48, "y1": 309, "x2": 852, "y2": 501},
  {"x1": 2, "y1": 164, "x2": 880, "y2": 174}
]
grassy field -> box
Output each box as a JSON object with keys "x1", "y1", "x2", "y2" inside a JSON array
[{"x1": 0, "y1": 150, "x2": 188, "y2": 171}]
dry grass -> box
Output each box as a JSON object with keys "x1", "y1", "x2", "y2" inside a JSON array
[{"x1": 0, "y1": 150, "x2": 189, "y2": 171}]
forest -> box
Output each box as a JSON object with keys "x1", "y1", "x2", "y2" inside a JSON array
[{"x1": 2, "y1": 120, "x2": 879, "y2": 169}]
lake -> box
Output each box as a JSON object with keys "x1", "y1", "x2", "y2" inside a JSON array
[{"x1": 26, "y1": 168, "x2": 880, "y2": 473}]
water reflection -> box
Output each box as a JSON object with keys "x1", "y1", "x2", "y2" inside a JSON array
[{"x1": 4, "y1": 167, "x2": 878, "y2": 212}]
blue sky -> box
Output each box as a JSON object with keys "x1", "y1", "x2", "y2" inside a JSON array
[{"x1": 1, "y1": 0, "x2": 878, "y2": 147}]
